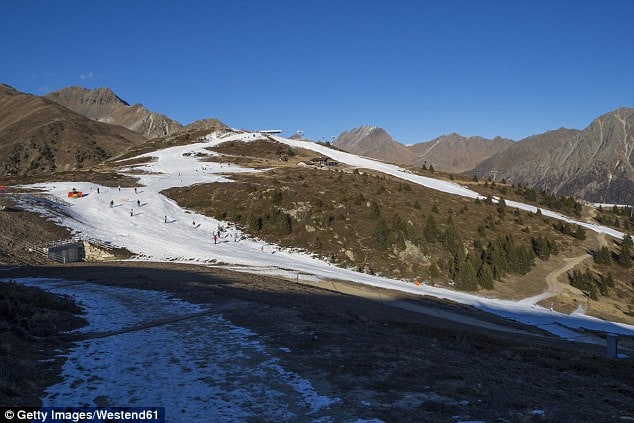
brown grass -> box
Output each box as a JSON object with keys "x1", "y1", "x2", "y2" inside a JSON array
[{"x1": 160, "y1": 139, "x2": 633, "y2": 325}]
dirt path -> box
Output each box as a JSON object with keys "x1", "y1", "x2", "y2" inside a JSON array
[
  {"x1": 519, "y1": 231, "x2": 613, "y2": 315},
  {"x1": 519, "y1": 254, "x2": 590, "y2": 307}
]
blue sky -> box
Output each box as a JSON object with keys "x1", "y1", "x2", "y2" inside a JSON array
[{"x1": 1, "y1": 1, "x2": 633, "y2": 144}]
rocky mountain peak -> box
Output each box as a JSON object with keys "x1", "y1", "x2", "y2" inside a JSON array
[
  {"x1": 46, "y1": 86, "x2": 182, "y2": 139},
  {"x1": 334, "y1": 125, "x2": 414, "y2": 164}
]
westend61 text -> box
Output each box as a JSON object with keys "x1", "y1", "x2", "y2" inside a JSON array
[
  {"x1": 7, "y1": 408, "x2": 163, "y2": 422},
  {"x1": 53, "y1": 409, "x2": 160, "y2": 421}
]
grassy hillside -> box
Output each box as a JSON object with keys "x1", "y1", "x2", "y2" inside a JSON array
[{"x1": 162, "y1": 139, "x2": 634, "y2": 323}]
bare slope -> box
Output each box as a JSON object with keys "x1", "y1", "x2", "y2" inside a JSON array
[
  {"x1": 46, "y1": 86, "x2": 183, "y2": 139},
  {"x1": 0, "y1": 84, "x2": 145, "y2": 175},
  {"x1": 470, "y1": 128, "x2": 581, "y2": 185},
  {"x1": 473, "y1": 108, "x2": 634, "y2": 204}
]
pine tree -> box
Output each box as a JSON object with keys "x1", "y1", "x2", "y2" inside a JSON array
[
  {"x1": 477, "y1": 262, "x2": 494, "y2": 289},
  {"x1": 573, "y1": 225, "x2": 587, "y2": 240},
  {"x1": 423, "y1": 214, "x2": 438, "y2": 243},
  {"x1": 455, "y1": 257, "x2": 478, "y2": 291},
  {"x1": 374, "y1": 217, "x2": 391, "y2": 251},
  {"x1": 532, "y1": 236, "x2": 551, "y2": 260},
  {"x1": 428, "y1": 260, "x2": 440, "y2": 279},
  {"x1": 391, "y1": 213, "x2": 407, "y2": 250},
  {"x1": 618, "y1": 234, "x2": 633, "y2": 268},
  {"x1": 594, "y1": 246, "x2": 612, "y2": 265}
]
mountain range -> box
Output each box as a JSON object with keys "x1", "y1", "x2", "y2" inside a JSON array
[
  {"x1": 334, "y1": 111, "x2": 633, "y2": 205},
  {"x1": 0, "y1": 83, "x2": 631, "y2": 204},
  {"x1": 0, "y1": 84, "x2": 227, "y2": 176}
]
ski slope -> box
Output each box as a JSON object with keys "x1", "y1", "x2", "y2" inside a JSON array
[{"x1": 20, "y1": 130, "x2": 634, "y2": 340}]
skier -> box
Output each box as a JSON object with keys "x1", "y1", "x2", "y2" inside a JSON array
[
  {"x1": 164, "y1": 215, "x2": 167, "y2": 223},
  {"x1": 97, "y1": 187, "x2": 100, "y2": 194},
  {"x1": 213, "y1": 233, "x2": 217, "y2": 244},
  {"x1": 137, "y1": 199, "x2": 140, "y2": 206},
  {"x1": 130, "y1": 209, "x2": 133, "y2": 217},
  {"x1": 110, "y1": 200, "x2": 114, "y2": 208},
  {"x1": 134, "y1": 187, "x2": 137, "y2": 194}
]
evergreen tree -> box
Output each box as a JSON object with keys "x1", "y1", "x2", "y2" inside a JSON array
[
  {"x1": 477, "y1": 262, "x2": 494, "y2": 289},
  {"x1": 428, "y1": 260, "x2": 440, "y2": 279},
  {"x1": 569, "y1": 269, "x2": 598, "y2": 300},
  {"x1": 391, "y1": 213, "x2": 407, "y2": 250},
  {"x1": 497, "y1": 198, "x2": 506, "y2": 218},
  {"x1": 596, "y1": 272, "x2": 614, "y2": 296},
  {"x1": 532, "y1": 236, "x2": 550, "y2": 260},
  {"x1": 374, "y1": 217, "x2": 391, "y2": 251},
  {"x1": 423, "y1": 214, "x2": 439, "y2": 243},
  {"x1": 455, "y1": 257, "x2": 478, "y2": 291},
  {"x1": 272, "y1": 208, "x2": 292, "y2": 235},
  {"x1": 594, "y1": 246, "x2": 612, "y2": 265},
  {"x1": 573, "y1": 225, "x2": 587, "y2": 240},
  {"x1": 247, "y1": 213, "x2": 263, "y2": 231},
  {"x1": 618, "y1": 234, "x2": 633, "y2": 268}
]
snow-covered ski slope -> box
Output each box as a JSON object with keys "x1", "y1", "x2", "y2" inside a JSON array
[{"x1": 21, "y1": 130, "x2": 633, "y2": 339}]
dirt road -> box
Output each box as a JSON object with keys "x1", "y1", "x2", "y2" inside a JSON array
[{"x1": 519, "y1": 254, "x2": 590, "y2": 307}]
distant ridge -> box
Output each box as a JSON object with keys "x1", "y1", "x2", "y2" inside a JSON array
[
  {"x1": 334, "y1": 126, "x2": 414, "y2": 164},
  {"x1": 46, "y1": 86, "x2": 183, "y2": 139},
  {"x1": 334, "y1": 108, "x2": 633, "y2": 204},
  {"x1": 409, "y1": 133, "x2": 513, "y2": 173},
  {"x1": 334, "y1": 127, "x2": 511, "y2": 173},
  {"x1": 472, "y1": 108, "x2": 634, "y2": 204}
]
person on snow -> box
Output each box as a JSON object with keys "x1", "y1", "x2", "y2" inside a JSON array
[
  {"x1": 110, "y1": 200, "x2": 114, "y2": 208},
  {"x1": 130, "y1": 209, "x2": 133, "y2": 217},
  {"x1": 213, "y1": 233, "x2": 218, "y2": 244}
]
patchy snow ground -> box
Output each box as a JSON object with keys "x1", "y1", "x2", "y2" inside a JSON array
[
  {"x1": 4, "y1": 277, "x2": 348, "y2": 422},
  {"x1": 18, "y1": 131, "x2": 634, "y2": 342}
]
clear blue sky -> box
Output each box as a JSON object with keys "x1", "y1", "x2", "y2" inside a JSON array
[{"x1": 2, "y1": 0, "x2": 633, "y2": 143}]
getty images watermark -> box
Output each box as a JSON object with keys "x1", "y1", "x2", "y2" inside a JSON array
[{"x1": 1, "y1": 407, "x2": 165, "y2": 423}]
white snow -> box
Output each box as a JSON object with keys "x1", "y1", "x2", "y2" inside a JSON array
[{"x1": 15, "y1": 130, "x2": 634, "y2": 342}]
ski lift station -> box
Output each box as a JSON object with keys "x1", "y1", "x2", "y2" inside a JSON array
[{"x1": 255, "y1": 130, "x2": 282, "y2": 134}]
